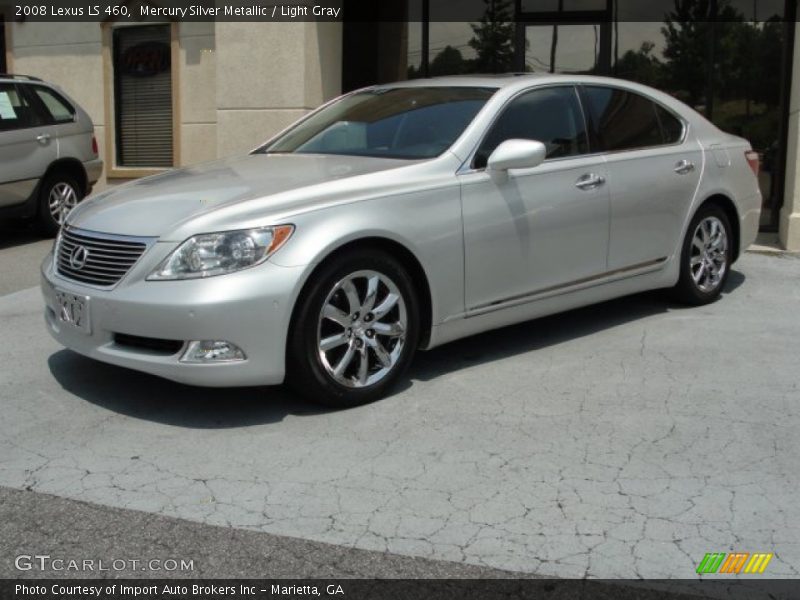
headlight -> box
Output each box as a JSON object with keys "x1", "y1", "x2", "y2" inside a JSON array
[{"x1": 148, "y1": 225, "x2": 294, "y2": 280}]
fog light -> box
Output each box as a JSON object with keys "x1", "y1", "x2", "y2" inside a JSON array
[{"x1": 181, "y1": 340, "x2": 246, "y2": 363}]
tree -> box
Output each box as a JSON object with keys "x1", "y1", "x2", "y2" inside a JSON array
[
  {"x1": 660, "y1": 0, "x2": 743, "y2": 107},
  {"x1": 614, "y1": 41, "x2": 664, "y2": 88},
  {"x1": 429, "y1": 45, "x2": 468, "y2": 77},
  {"x1": 468, "y1": 0, "x2": 516, "y2": 73}
]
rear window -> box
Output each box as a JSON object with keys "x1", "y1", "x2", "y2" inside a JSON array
[
  {"x1": 32, "y1": 86, "x2": 75, "y2": 124},
  {"x1": 584, "y1": 86, "x2": 666, "y2": 152},
  {"x1": 655, "y1": 104, "x2": 684, "y2": 144}
]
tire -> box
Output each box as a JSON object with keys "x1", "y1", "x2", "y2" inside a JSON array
[
  {"x1": 672, "y1": 203, "x2": 733, "y2": 305},
  {"x1": 37, "y1": 173, "x2": 83, "y2": 237},
  {"x1": 287, "y1": 249, "x2": 420, "y2": 408}
]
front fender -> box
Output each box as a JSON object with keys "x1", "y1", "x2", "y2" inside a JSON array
[{"x1": 270, "y1": 186, "x2": 465, "y2": 329}]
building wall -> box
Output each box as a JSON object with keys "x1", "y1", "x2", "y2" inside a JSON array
[
  {"x1": 176, "y1": 22, "x2": 217, "y2": 168},
  {"x1": 214, "y1": 22, "x2": 341, "y2": 158},
  {"x1": 5, "y1": 21, "x2": 342, "y2": 189},
  {"x1": 780, "y1": 21, "x2": 800, "y2": 251}
]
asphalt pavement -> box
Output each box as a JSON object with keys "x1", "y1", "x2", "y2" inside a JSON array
[{"x1": 1, "y1": 229, "x2": 799, "y2": 585}]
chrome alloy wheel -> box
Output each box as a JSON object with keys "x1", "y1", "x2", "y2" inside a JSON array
[
  {"x1": 317, "y1": 269, "x2": 407, "y2": 388},
  {"x1": 48, "y1": 182, "x2": 79, "y2": 225},
  {"x1": 690, "y1": 216, "x2": 728, "y2": 293}
]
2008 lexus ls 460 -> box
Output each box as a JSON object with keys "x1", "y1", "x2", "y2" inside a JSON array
[{"x1": 41, "y1": 75, "x2": 761, "y2": 407}]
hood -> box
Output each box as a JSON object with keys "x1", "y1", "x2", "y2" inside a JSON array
[{"x1": 67, "y1": 153, "x2": 415, "y2": 237}]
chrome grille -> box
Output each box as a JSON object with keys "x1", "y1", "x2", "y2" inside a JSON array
[{"x1": 56, "y1": 228, "x2": 149, "y2": 287}]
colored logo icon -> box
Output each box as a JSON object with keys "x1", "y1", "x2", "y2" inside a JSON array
[{"x1": 696, "y1": 552, "x2": 773, "y2": 574}]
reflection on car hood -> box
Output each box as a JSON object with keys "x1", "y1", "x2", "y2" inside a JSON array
[{"x1": 67, "y1": 154, "x2": 416, "y2": 238}]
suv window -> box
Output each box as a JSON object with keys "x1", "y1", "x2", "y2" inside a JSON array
[
  {"x1": 474, "y1": 86, "x2": 588, "y2": 169},
  {"x1": 0, "y1": 83, "x2": 43, "y2": 131},
  {"x1": 583, "y1": 86, "x2": 665, "y2": 152},
  {"x1": 32, "y1": 86, "x2": 75, "y2": 124}
]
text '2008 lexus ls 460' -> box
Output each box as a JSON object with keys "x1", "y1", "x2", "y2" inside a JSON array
[{"x1": 41, "y1": 74, "x2": 761, "y2": 407}]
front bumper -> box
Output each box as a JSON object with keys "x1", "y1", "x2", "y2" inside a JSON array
[{"x1": 41, "y1": 247, "x2": 305, "y2": 387}]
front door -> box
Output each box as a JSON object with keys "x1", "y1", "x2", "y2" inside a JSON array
[{"x1": 459, "y1": 85, "x2": 610, "y2": 312}]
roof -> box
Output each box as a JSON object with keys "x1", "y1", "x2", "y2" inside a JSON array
[
  {"x1": 0, "y1": 74, "x2": 44, "y2": 82},
  {"x1": 369, "y1": 73, "x2": 717, "y2": 135},
  {"x1": 375, "y1": 73, "x2": 551, "y2": 89}
]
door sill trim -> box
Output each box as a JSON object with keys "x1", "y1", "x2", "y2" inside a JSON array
[{"x1": 466, "y1": 257, "x2": 668, "y2": 317}]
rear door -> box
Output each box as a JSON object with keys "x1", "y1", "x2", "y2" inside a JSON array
[
  {"x1": 0, "y1": 82, "x2": 58, "y2": 208},
  {"x1": 581, "y1": 85, "x2": 703, "y2": 270}
]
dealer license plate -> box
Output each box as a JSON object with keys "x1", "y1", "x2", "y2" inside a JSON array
[{"x1": 55, "y1": 290, "x2": 91, "y2": 334}]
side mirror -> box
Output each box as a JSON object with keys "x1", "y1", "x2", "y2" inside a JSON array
[{"x1": 487, "y1": 139, "x2": 547, "y2": 171}]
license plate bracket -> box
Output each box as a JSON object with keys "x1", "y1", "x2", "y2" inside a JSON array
[{"x1": 55, "y1": 290, "x2": 91, "y2": 334}]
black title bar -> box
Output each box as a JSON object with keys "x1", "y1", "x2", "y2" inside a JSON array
[
  {"x1": 0, "y1": 0, "x2": 796, "y2": 23},
  {"x1": 3, "y1": 579, "x2": 800, "y2": 600}
]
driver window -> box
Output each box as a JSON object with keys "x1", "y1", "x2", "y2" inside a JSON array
[{"x1": 474, "y1": 86, "x2": 589, "y2": 169}]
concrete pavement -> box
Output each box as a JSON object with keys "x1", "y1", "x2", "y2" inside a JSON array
[
  {"x1": 0, "y1": 224, "x2": 53, "y2": 296},
  {"x1": 0, "y1": 244, "x2": 799, "y2": 581}
]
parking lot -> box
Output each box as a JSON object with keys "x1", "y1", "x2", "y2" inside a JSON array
[{"x1": 1, "y1": 227, "x2": 799, "y2": 581}]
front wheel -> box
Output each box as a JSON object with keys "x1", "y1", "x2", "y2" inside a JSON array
[
  {"x1": 38, "y1": 174, "x2": 83, "y2": 236},
  {"x1": 672, "y1": 204, "x2": 733, "y2": 305},
  {"x1": 287, "y1": 250, "x2": 420, "y2": 407}
]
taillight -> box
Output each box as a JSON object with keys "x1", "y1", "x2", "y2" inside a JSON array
[
  {"x1": 91, "y1": 135, "x2": 98, "y2": 156},
  {"x1": 745, "y1": 150, "x2": 760, "y2": 177}
]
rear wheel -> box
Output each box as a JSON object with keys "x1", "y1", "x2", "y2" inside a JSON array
[
  {"x1": 287, "y1": 250, "x2": 420, "y2": 407},
  {"x1": 672, "y1": 204, "x2": 732, "y2": 305},
  {"x1": 38, "y1": 173, "x2": 83, "y2": 236}
]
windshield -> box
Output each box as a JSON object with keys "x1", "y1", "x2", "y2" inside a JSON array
[{"x1": 258, "y1": 87, "x2": 496, "y2": 160}]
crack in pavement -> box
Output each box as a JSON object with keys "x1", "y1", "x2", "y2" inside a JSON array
[{"x1": 0, "y1": 253, "x2": 799, "y2": 580}]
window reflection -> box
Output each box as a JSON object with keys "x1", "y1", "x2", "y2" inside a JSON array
[
  {"x1": 521, "y1": 0, "x2": 608, "y2": 11},
  {"x1": 526, "y1": 24, "x2": 601, "y2": 73},
  {"x1": 417, "y1": 0, "x2": 518, "y2": 77},
  {"x1": 612, "y1": 1, "x2": 787, "y2": 227},
  {"x1": 393, "y1": 0, "x2": 788, "y2": 230}
]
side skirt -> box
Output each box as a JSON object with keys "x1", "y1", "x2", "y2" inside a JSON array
[{"x1": 425, "y1": 257, "x2": 677, "y2": 350}]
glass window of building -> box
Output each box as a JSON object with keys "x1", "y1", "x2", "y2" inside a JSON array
[
  {"x1": 611, "y1": 1, "x2": 790, "y2": 228},
  {"x1": 112, "y1": 25, "x2": 173, "y2": 168}
]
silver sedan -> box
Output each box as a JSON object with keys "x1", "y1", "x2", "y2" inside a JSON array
[{"x1": 40, "y1": 74, "x2": 761, "y2": 406}]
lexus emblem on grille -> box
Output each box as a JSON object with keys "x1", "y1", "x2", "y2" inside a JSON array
[{"x1": 69, "y1": 245, "x2": 90, "y2": 270}]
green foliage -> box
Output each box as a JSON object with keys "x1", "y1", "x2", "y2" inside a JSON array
[
  {"x1": 429, "y1": 45, "x2": 468, "y2": 77},
  {"x1": 468, "y1": 0, "x2": 516, "y2": 73}
]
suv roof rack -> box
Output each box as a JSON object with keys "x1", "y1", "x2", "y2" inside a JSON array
[{"x1": 0, "y1": 73, "x2": 43, "y2": 82}]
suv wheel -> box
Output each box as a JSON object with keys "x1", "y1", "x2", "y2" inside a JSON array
[{"x1": 38, "y1": 173, "x2": 83, "y2": 236}]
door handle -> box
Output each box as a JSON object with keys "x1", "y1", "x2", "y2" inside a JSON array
[
  {"x1": 36, "y1": 134, "x2": 51, "y2": 145},
  {"x1": 674, "y1": 159, "x2": 695, "y2": 175},
  {"x1": 575, "y1": 173, "x2": 606, "y2": 190}
]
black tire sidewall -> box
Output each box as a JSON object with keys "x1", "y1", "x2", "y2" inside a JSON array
[
  {"x1": 675, "y1": 204, "x2": 733, "y2": 305},
  {"x1": 38, "y1": 174, "x2": 83, "y2": 236},
  {"x1": 287, "y1": 250, "x2": 420, "y2": 407}
]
